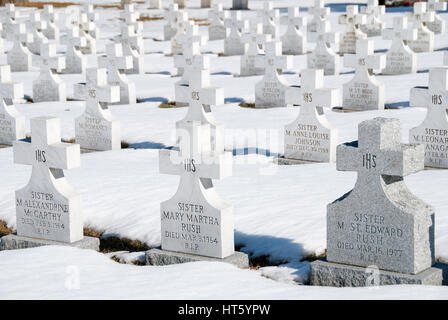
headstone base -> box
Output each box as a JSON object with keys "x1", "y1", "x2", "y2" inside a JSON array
[
  {"x1": 310, "y1": 259, "x2": 443, "y2": 287},
  {"x1": 274, "y1": 157, "x2": 318, "y2": 165},
  {"x1": 145, "y1": 248, "x2": 249, "y2": 268},
  {"x1": 0, "y1": 234, "x2": 100, "y2": 251}
]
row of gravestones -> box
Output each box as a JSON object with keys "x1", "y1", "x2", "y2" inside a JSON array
[
  {"x1": 1, "y1": 68, "x2": 447, "y2": 286},
  {"x1": 172, "y1": 0, "x2": 249, "y2": 10}
]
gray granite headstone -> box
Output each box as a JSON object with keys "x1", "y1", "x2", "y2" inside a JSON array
[{"x1": 310, "y1": 117, "x2": 442, "y2": 286}]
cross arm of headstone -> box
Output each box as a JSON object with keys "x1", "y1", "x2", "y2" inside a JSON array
[
  {"x1": 13, "y1": 117, "x2": 81, "y2": 170},
  {"x1": 189, "y1": 69, "x2": 224, "y2": 106}
]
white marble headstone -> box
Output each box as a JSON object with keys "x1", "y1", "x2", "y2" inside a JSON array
[
  {"x1": 74, "y1": 68, "x2": 121, "y2": 151},
  {"x1": 425, "y1": 0, "x2": 446, "y2": 35},
  {"x1": 307, "y1": 0, "x2": 330, "y2": 34},
  {"x1": 208, "y1": 4, "x2": 229, "y2": 41},
  {"x1": 338, "y1": 5, "x2": 367, "y2": 54},
  {"x1": 257, "y1": 1, "x2": 280, "y2": 40},
  {"x1": 7, "y1": 23, "x2": 34, "y2": 72},
  {"x1": 240, "y1": 23, "x2": 271, "y2": 76},
  {"x1": 33, "y1": 43, "x2": 66, "y2": 103},
  {"x1": 224, "y1": 11, "x2": 248, "y2": 56},
  {"x1": 281, "y1": 7, "x2": 307, "y2": 55},
  {"x1": 342, "y1": 39, "x2": 385, "y2": 111},
  {"x1": 164, "y1": 4, "x2": 179, "y2": 41},
  {"x1": 407, "y1": 2, "x2": 435, "y2": 53},
  {"x1": 410, "y1": 68, "x2": 448, "y2": 168},
  {"x1": 62, "y1": 26, "x2": 87, "y2": 74},
  {"x1": 120, "y1": 25, "x2": 145, "y2": 75},
  {"x1": 284, "y1": 69, "x2": 339, "y2": 162},
  {"x1": 13, "y1": 117, "x2": 83, "y2": 243},
  {"x1": 359, "y1": 0, "x2": 385, "y2": 37},
  {"x1": 255, "y1": 41, "x2": 293, "y2": 108},
  {"x1": 382, "y1": 17, "x2": 418, "y2": 75}
]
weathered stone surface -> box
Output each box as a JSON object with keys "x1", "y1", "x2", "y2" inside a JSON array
[
  {"x1": 208, "y1": 3, "x2": 228, "y2": 40},
  {"x1": 257, "y1": 2, "x2": 280, "y2": 40},
  {"x1": 281, "y1": 7, "x2": 307, "y2": 55},
  {"x1": 146, "y1": 248, "x2": 249, "y2": 268},
  {"x1": 327, "y1": 118, "x2": 434, "y2": 275},
  {"x1": 240, "y1": 23, "x2": 270, "y2": 76},
  {"x1": 338, "y1": 5, "x2": 367, "y2": 54},
  {"x1": 0, "y1": 234, "x2": 99, "y2": 251},
  {"x1": 310, "y1": 260, "x2": 442, "y2": 287},
  {"x1": 409, "y1": 68, "x2": 448, "y2": 168},
  {"x1": 359, "y1": 0, "x2": 385, "y2": 37},
  {"x1": 7, "y1": 23, "x2": 33, "y2": 72},
  {"x1": 406, "y1": 2, "x2": 435, "y2": 53},
  {"x1": 224, "y1": 11, "x2": 248, "y2": 56}
]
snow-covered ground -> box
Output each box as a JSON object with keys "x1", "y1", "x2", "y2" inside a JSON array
[{"x1": 1, "y1": 1, "x2": 448, "y2": 299}]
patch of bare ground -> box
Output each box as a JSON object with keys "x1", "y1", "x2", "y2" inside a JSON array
[
  {"x1": 0, "y1": 221, "x2": 14, "y2": 237},
  {"x1": 238, "y1": 102, "x2": 255, "y2": 108},
  {"x1": 138, "y1": 15, "x2": 164, "y2": 21},
  {"x1": 12, "y1": 1, "x2": 78, "y2": 9}
]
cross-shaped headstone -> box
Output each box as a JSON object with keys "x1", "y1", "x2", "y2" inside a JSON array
[
  {"x1": 0, "y1": 65, "x2": 25, "y2": 145},
  {"x1": 342, "y1": 39, "x2": 385, "y2": 110},
  {"x1": 425, "y1": 0, "x2": 446, "y2": 34},
  {"x1": 121, "y1": 4, "x2": 143, "y2": 35},
  {"x1": 307, "y1": 17, "x2": 340, "y2": 75},
  {"x1": 208, "y1": 3, "x2": 229, "y2": 40},
  {"x1": 98, "y1": 43, "x2": 136, "y2": 104},
  {"x1": 256, "y1": 1, "x2": 280, "y2": 39},
  {"x1": 359, "y1": 0, "x2": 385, "y2": 36},
  {"x1": 74, "y1": 68, "x2": 121, "y2": 151},
  {"x1": 119, "y1": 25, "x2": 144, "y2": 74},
  {"x1": 26, "y1": 12, "x2": 48, "y2": 55},
  {"x1": 382, "y1": 16, "x2": 418, "y2": 74},
  {"x1": 43, "y1": 5, "x2": 59, "y2": 23},
  {"x1": 410, "y1": 67, "x2": 448, "y2": 168},
  {"x1": 327, "y1": 117, "x2": 433, "y2": 275},
  {"x1": 13, "y1": 116, "x2": 83, "y2": 243},
  {"x1": 63, "y1": 26, "x2": 87, "y2": 74},
  {"x1": 83, "y1": 4, "x2": 99, "y2": 22},
  {"x1": 338, "y1": 5, "x2": 367, "y2": 54},
  {"x1": 281, "y1": 7, "x2": 307, "y2": 55},
  {"x1": 240, "y1": 23, "x2": 271, "y2": 76},
  {"x1": 406, "y1": 2, "x2": 435, "y2": 52},
  {"x1": 255, "y1": 41, "x2": 293, "y2": 108},
  {"x1": 159, "y1": 120, "x2": 233, "y2": 258},
  {"x1": 224, "y1": 11, "x2": 249, "y2": 55},
  {"x1": 78, "y1": 13, "x2": 97, "y2": 54},
  {"x1": 175, "y1": 21, "x2": 206, "y2": 56},
  {"x1": 7, "y1": 23, "x2": 33, "y2": 72},
  {"x1": 164, "y1": 3, "x2": 179, "y2": 40},
  {"x1": 178, "y1": 68, "x2": 224, "y2": 152},
  {"x1": 284, "y1": 68, "x2": 339, "y2": 162},
  {"x1": 41, "y1": 4, "x2": 60, "y2": 40},
  {"x1": 307, "y1": 0, "x2": 330, "y2": 33},
  {"x1": 33, "y1": 43, "x2": 66, "y2": 102}
]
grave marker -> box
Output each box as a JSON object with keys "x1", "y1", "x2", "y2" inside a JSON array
[
  {"x1": 342, "y1": 39, "x2": 385, "y2": 111},
  {"x1": 240, "y1": 23, "x2": 271, "y2": 76},
  {"x1": 41, "y1": 4, "x2": 60, "y2": 40},
  {"x1": 224, "y1": 11, "x2": 249, "y2": 56},
  {"x1": 307, "y1": 0, "x2": 330, "y2": 34},
  {"x1": 310, "y1": 117, "x2": 441, "y2": 286},
  {"x1": 255, "y1": 41, "x2": 293, "y2": 108},
  {"x1": 284, "y1": 69, "x2": 339, "y2": 162},
  {"x1": 338, "y1": 5, "x2": 367, "y2": 54},
  {"x1": 281, "y1": 7, "x2": 307, "y2": 55},
  {"x1": 208, "y1": 4, "x2": 229, "y2": 40},
  {"x1": 425, "y1": 0, "x2": 446, "y2": 34},
  {"x1": 119, "y1": 25, "x2": 144, "y2": 74},
  {"x1": 360, "y1": 0, "x2": 385, "y2": 37},
  {"x1": 7, "y1": 23, "x2": 34, "y2": 72},
  {"x1": 407, "y1": 2, "x2": 435, "y2": 53},
  {"x1": 62, "y1": 26, "x2": 87, "y2": 74},
  {"x1": 410, "y1": 68, "x2": 448, "y2": 168},
  {"x1": 164, "y1": 4, "x2": 179, "y2": 41},
  {"x1": 0, "y1": 117, "x2": 99, "y2": 251},
  {"x1": 33, "y1": 43, "x2": 66, "y2": 103},
  {"x1": 74, "y1": 68, "x2": 121, "y2": 151}
]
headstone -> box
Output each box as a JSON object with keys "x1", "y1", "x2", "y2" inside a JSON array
[
  {"x1": 338, "y1": 5, "x2": 367, "y2": 54},
  {"x1": 1, "y1": 116, "x2": 99, "y2": 251},
  {"x1": 62, "y1": 26, "x2": 87, "y2": 74},
  {"x1": 119, "y1": 25, "x2": 145, "y2": 74},
  {"x1": 0, "y1": 65, "x2": 25, "y2": 146},
  {"x1": 382, "y1": 17, "x2": 418, "y2": 75},
  {"x1": 7, "y1": 23, "x2": 34, "y2": 72},
  {"x1": 78, "y1": 12, "x2": 97, "y2": 54},
  {"x1": 240, "y1": 23, "x2": 271, "y2": 76},
  {"x1": 208, "y1": 4, "x2": 229, "y2": 41},
  {"x1": 83, "y1": 4, "x2": 100, "y2": 39},
  {"x1": 174, "y1": 0, "x2": 186, "y2": 9},
  {"x1": 409, "y1": 68, "x2": 448, "y2": 168},
  {"x1": 201, "y1": 0, "x2": 213, "y2": 8},
  {"x1": 232, "y1": 0, "x2": 249, "y2": 10},
  {"x1": 307, "y1": 0, "x2": 330, "y2": 34},
  {"x1": 164, "y1": 4, "x2": 179, "y2": 41},
  {"x1": 256, "y1": 1, "x2": 280, "y2": 40},
  {"x1": 33, "y1": 43, "x2": 66, "y2": 103},
  {"x1": 98, "y1": 43, "x2": 136, "y2": 105},
  {"x1": 310, "y1": 117, "x2": 441, "y2": 287},
  {"x1": 177, "y1": 67, "x2": 225, "y2": 152},
  {"x1": 149, "y1": 0, "x2": 162, "y2": 9},
  {"x1": 255, "y1": 41, "x2": 293, "y2": 108},
  {"x1": 147, "y1": 119, "x2": 247, "y2": 267},
  {"x1": 342, "y1": 39, "x2": 385, "y2": 111},
  {"x1": 174, "y1": 42, "x2": 209, "y2": 106},
  {"x1": 224, "y1": 11, "x2": 248, "y2": 56},
  {"x1": 41, "y1": 5, "x2": 60, "y2": 40},
  {"x1": 121, "y1": 4, "x2": 143, "y2": 35},
  {"x1": 359, "y1": 0, "x2": 385, "y2": 37},
  {"x1": 172, "y1": 15, "x2": 200, "y2": 56},
  {"x1": 406, "y1": 2, "x2": 435, "y2": 53},
  {"x1": 284, "y1": 69, "x2": 338, "y2": 162},
  {"x1": 281, "y1": 7, "x2": 307, "y2": 55},
  {"x1": 26, "y1": 12, "x2": 48, "y2": 55},
  {"x1": 307, "y1": 17, "x2": 340, "y2": 76},
  {"x1": 74, "y1": 68, "x2": 121, "y2": 151},
  {"x1": 425, "y1": 0, "x2": 446, "y2": 34}
]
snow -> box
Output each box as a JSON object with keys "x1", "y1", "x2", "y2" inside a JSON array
[
  {"x1": 1, "y1": 246, "x2": 447, "y2": 299},
  {"x1": 0, "y1": 1, "x2": 447, "y2": 299}
]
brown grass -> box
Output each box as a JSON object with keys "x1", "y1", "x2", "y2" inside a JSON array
[
  {"x1": 13, "y1": 1, "x2": 79, "y2": 9},
  {"x1": 158, "y1": 101, "x2": 180, "y2": 108},
  {"x1": 138, "y1": 15, "x2": 164, "y2": 21},
  {"x1": 0, "y1": 220, "x2": 14, "y2": 237},
  {"x1": 238, "y1": 102, "x2": 255, "y2": 108},
  {"x1": 100, "y1": 235, "x2": 149, "y2": 253},
  {"x1": 94, "y1": 4, "x2": 120, "y2": 9}
]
